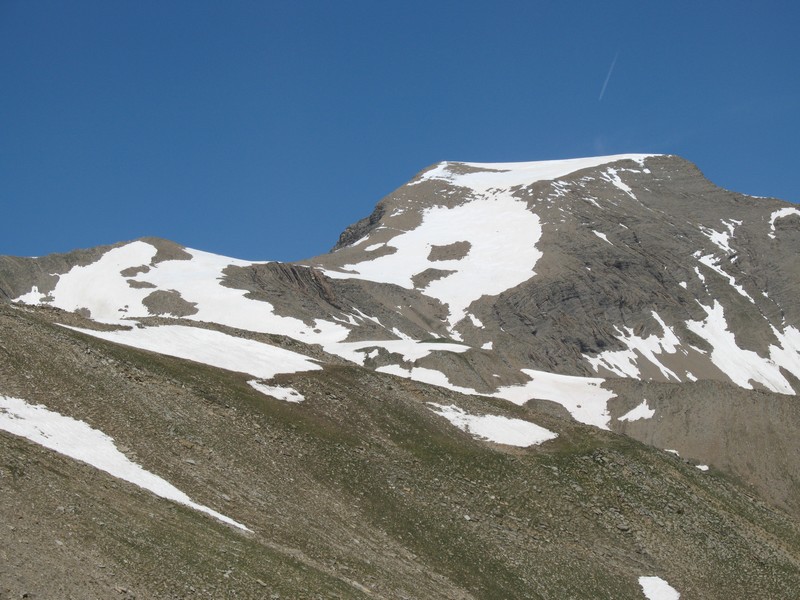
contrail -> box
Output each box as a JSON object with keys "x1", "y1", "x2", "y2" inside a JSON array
[{"x1": 598, "y1": 52, "x2": 619, "y2": 101}]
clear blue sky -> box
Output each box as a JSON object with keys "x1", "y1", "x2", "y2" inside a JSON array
[{"x1": 2, "y1": 1, "x2": 798, "y2": 261}]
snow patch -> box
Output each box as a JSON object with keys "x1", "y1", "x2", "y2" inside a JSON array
[
  {"x1": 696, "y1": 464, "x2": 709, "y2": 471},
  {"x1": 331, "y1": 339, "x2": 470, "y2": 366},
  {"x1": 468, "y1": 313, "x2": 484, "y2": 328},
  {"x1": 602, "y1": 167, "x2": 636, "y2": 199},
  {"x1": 375, "y1": 365, "x2": 479, "y2": 396},
  {"x1": 14, "y1": 285, "x2": 48, "y2": 304},
  {"x1": 391, "y1": 327, "x2": 412, "y2": 340},
  {"x1": 18, "y1": 242, "x2": 354, "y2": 349},
  {"x1": 427, "y1": 403, "x2": 557, "y2": 447},
  {"x1": 618, "y1": 399, "x2": 655, "y2": 422},
  {"x1": 583, "y1": 196, "x2": 602, "y2": 208},
  {"x1": 696, "y1": 254, "x2": 754, "y2": 302},
  {"x1": 686, "y1": 301, "x2": 797, "y2": 394},
  {"x1": 592, "y1": 230, "x2": 613, "y2": 245},
  {"x1": 768, "y1": 207, "x2": 800, "y2": 239},
  {"x1": 322, "y1": 194, "x2": 544, "y2": 328},
  {"x1": 639, "y1": 576, "x2": 680, "y2": 600},
  {"x1": 700, "y1": 222, "x2": 735, "y2": 255},
  {"x1": 64, "y1": 324, "x2": 321, "y2": 380},
  {"x1": 248, "y1": 381, "x2": 305, "y2": 403},
  {"x1": 585, "y1": 312, "x2": 682, "y2": 382},
  {"x1": 15, "y1": 241, "x2": 159, "y2": 321},
  {"x1": 0, "y1": 394, "x2": 249, "y2": 531},
  {"x1": 492, "y1": 369, "x2": 615, "y2": 429},
  {"x1": 412, "y1": 155, "x2": 657, "y2": 192}
]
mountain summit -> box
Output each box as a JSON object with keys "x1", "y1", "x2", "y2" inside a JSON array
[{"x1": 2, "y1": 154, "x2": 800, "y2": 598}]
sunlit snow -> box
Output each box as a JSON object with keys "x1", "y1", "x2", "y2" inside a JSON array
[
  {"x1": 322, "y1": 194, "x2": 544, "y2": 328},
  {"x1": 16, "y1": 241, "x2": 160, "y2": 321},
  {"x1": 586, "y1": 312, "x2": 682, "y2": 381},
  {"x1": 700, "y1": 221, "x2": 737, "y2": 255},
  {"x1": 768, "y1": 207, "x2": 800, "y2": 239},
  {"x1": 427, "y1": 403, "x2": 557, "y2": 447},
  {"x1": 248, "y1": 381, "x2": 305, "y2": 403},
  {"x1": 492, "y1": 368, "x2": 616, "y2": 429},
  {"x1": 331, "y1": 339, "x2": 470, "y2": 365},
  {"x1": 639, "y1": 575, "x2": 680, "y2": 599},
  {"x1": 694, "y1": 266, "x2": 706, "y2": 285},
  {"x1": 696, "y1": 254, "x2": 754, "y2": 302},
  {"x1": 592, "y1": 230, "x2": 613, "y2": 245},
  {"x1": 325, "y1": 155, "x2": 655, "y2": 329},
  {"x1": 14, "y1": 242, "x2": 352, "y2": 345},
  {"x1": 468, "y1": 313, "x2": 484, "y2": 328},
  {"x1": 376, "y1": 365, "x2": 480, "y2": 396},
  {"x1": 64, "y1": 324, "x2": 322, "y2": 380},
  {"x1": 412, "y1": 155, "x2": 656, "y2": 192},
  {"x1": 618, "y1": 399, "x2": 655, "y2": 422},
  {"x1": 686, "y1": 301, "x2": 797, "y2": 394},
  {"x1": 0, "y1": 394, "x2": 249, "y2": 531},
  {"x1": 601, "y1": 167, "x2": 637, "y2": 199},
  {"x1": 376, "y1": 363, "x2": 614, "y2": 431},
  {"x1": 137, "y1": 248, "x2": 349, "y2": 342},
  {"x1": 15, "y1": 285, "x2": 47, "y2": 304}
]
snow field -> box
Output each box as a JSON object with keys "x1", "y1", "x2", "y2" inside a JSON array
[
  {"x1": 375, "y1": 365, "x2": 483, "y2": 396},
  {"x1": 16, "y1": 242, "x2": 159, "y2": 321},
  {"x1": 699, "y1": 219, "x2": 739, "y2": 255},
  {"x1": 15, "y1": 242, "x2": 352, "y2": 345},
  {"x1": 412, "y1": 154, "x2": 656, "y2": 192},
  {"x1": 323, "y1": 193, "x2": 544, "y2": 328},
  {"x1": 329, "y1": 155, "x2": 655, "y2": 330}
]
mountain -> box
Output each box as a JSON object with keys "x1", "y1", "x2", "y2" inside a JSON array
[{"x1": 2, "y1": 154, "x2": 800, "y2": 598}]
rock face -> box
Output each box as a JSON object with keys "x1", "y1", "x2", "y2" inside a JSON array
[{"x1": 2, "y1": 153, "x2": 800, "y2": 598}]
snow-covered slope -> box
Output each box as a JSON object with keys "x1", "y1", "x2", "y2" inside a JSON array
[{"x1": 6, "y1": 154, "x2": 800, "y2": 437}]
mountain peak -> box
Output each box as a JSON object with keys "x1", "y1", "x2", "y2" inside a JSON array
[{"x1": 412, "y1": 153, "x2": 661, "y2": 191}]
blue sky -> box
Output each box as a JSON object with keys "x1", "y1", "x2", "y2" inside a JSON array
[{"x1": 2, "y1": 1, "x2": 798, "y2": 261}]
